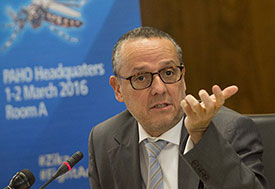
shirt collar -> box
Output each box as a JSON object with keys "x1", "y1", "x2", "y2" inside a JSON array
[{"x1": 138, "y1": 118, "x2": 183, "y2": 145}]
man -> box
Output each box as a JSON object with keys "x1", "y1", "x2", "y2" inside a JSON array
[{"x1": 88, "y1": 27, "x2": 269, "y2": 188}]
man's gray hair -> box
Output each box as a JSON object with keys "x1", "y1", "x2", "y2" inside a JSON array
[{"x1": 112, "y1": 26, "x2": 183, "y2": 76}]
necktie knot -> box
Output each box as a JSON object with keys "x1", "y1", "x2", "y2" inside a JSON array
[{"x1": 144, "y1": 139, "x2": 168, "y2": 158}]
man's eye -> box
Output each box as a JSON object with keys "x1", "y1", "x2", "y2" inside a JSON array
[
  {"x1": 165, "y1": 70, "x2": 174, "y2": 76},
  {"x1": 133, "y1": 75, "x2": 146, "y2": 82},
  {"x1": 137, "y1": 76, "x2": 145, "y2": 81}
]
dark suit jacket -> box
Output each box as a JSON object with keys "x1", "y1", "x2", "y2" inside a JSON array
[{"x1": 88, "y1": 106, "x2": 269, "y2": 188}]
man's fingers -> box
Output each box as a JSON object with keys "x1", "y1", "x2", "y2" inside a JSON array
[
  {"x1": 222, "y1": 85, "x2": 239, "y2": 99},
  {"x1": 211, "y1": 85, "x2": 238, "y2": 101},
  {"x1": 181, "y1": 99, "x2": 197, "y2": 119},
  {"x1": 183, "y1": 85, "x2": 238, "y2": 120},
  {"x1": 212, "y1": 85, "x2": 224, "y2": 107},
  {"x1": 184, "y1": 94, "x2": 205, "y2": 116},
  {"x1": 199, "y1": 89, "x2": 215, "y2": 112}
]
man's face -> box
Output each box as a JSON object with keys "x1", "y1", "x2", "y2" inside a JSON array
[{"x1": 110, "y1": 37, "x2": 186, "y2": 136}]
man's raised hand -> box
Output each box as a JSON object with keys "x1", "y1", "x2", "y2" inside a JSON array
[{"x1": 181, "y1": 85, "x2": 238, "y2": 144}]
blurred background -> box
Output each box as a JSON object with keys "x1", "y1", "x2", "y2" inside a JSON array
[
  {"x1": 140, "y1": 0, "x2": 275, "y2": 114},
  {"x1": 0, "y1": 0, "x2": 274, "y2": 188}
]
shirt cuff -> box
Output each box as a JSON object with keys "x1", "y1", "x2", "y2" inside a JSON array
[{"x1": 183, "y1": 136, "x2": 194, "y2": 154}]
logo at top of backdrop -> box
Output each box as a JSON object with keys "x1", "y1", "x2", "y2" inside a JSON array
[{"x1": 1, "y1": 0, "x2": 87, "y2": 51}]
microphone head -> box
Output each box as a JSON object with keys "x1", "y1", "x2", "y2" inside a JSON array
[
  {"x1": 67, "y1": 151, "x2": 83, "y2": 168},
  {"x1": 21, "y1": 169, "x2": 35, "y2": 186},
  {"x1": 9, "y1": 169, "x2": 35, "y2": 189},
  {"x1": 52, "y1": 151, "x2": 84, "y2": 180}
]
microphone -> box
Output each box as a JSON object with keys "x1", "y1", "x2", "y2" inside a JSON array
[
  {"x1": 40, "y1": 151, "x2": 83, "y2": 189},
  {"x1": 5, "y1": 169, "x2": 35, "y2": 189}
]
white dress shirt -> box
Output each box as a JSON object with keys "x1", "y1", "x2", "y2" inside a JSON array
[{"x1": 139, "y1": 118, "x2": 194, "y2": 189}]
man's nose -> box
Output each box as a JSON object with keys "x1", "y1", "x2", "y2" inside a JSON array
[{"x1": 150, "y1": 74, "x2": 167, "y2": 95}]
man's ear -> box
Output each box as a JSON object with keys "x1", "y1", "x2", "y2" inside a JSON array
[{"x1": 110, "y1": 76, "x2": 124, "y2": 102}]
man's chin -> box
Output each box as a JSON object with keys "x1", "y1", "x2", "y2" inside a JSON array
[
  {"x1": 152, "y1": 113, "x2": 183, "y2": 128},
  {"x1": 150, "y1": 117, "x2": 176, "y2": 128}
]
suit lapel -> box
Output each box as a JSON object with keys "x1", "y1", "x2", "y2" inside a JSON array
[
  {"x1": 178, "y1": 118, "x2": 201, "y2": 189},
  {"x1": 108, "y1": 114, "x2": 142, "y2": 189}
]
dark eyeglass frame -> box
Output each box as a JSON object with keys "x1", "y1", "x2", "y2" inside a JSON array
[{"x1": 116, "y1": 65, "x2": 184, "y2": 90}]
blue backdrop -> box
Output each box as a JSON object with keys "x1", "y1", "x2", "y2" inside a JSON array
[{"x1": 0, "y1": 0, "x2": 140, "y2": 188}]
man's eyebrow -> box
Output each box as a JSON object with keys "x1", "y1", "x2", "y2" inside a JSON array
[
  {"x1": 131, "y1": 66, "x2": 149, "y2": 73},
  {"x1": 161, "y1": 61, "x2": 177, "y2": 66},
  {"x1": 130, "y1": 61, "x2": 177, "y2": 74}
]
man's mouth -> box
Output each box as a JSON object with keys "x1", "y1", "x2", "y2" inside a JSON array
[{"x1": 151, "y1": 103, "x2": 171, "y2": 109}]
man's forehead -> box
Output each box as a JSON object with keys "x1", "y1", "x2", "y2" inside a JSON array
[
  {"x1": 117, "y1": 37, "x2": 179, "y2": 74},
  {"x1": 120, "y1": 38, "x2": 176, "y2": 60}
]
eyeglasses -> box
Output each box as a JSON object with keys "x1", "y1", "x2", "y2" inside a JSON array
[{"x1": 116, "y1": 65, "x2": 184, "y2": 90}]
